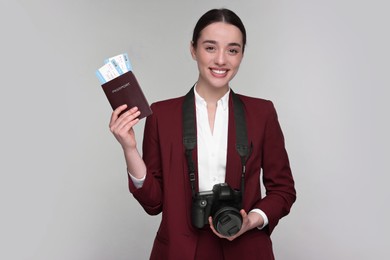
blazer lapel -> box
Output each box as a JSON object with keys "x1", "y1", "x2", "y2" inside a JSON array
[{"x1": 225, "y1": 92, "x2": 243, "y2": 190}]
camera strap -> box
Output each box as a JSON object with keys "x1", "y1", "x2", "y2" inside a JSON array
[{"x1": 182, "y1": 86, "x2": 251, "y2": 198}]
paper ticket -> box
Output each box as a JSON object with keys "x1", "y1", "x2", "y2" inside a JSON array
[
  {"x1": 95, "y1": 60, "x2": 123, "y2": 84},
  {"x1": 104, "y1": 53, "x2": 132, "y2": 73}
]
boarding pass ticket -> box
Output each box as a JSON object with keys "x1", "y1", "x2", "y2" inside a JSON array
[{"x1": 96, "y1": 53, "x2": 133, "y2": 84}]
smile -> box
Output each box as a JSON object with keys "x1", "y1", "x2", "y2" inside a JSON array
[{"x1": 210, "y1": 69, "x2": 228, "y2": 76}]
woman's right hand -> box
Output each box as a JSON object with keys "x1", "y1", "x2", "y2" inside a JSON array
[{"x1": 109, "y1": 105, "x2": 141, "y2": 151}]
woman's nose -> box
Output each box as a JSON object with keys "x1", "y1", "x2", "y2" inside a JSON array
[{"x1": 214, "y1": 50, "x2": 226, "y2": 65}]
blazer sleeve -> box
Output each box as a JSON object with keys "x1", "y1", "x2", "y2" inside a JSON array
[
  {"x1": 255, "y1": 101, "x2": 296, "y2": 234},
  {"x1": 128, "y1": 104, "x2": 163, "y2": 215}
]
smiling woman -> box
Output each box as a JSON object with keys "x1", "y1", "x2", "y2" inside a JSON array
[
  {"x1": 108, "y1": 8, "x2": 296, "y2": 260},
  {"x1": 190, "y1": 22, "x2": 244, "y2": 104}
]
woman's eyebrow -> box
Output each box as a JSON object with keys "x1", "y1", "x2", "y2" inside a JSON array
[
  {"x1": 227, "y1": 42, "x2": 242, "y2": 48},
  {"x1": 201, "y1": 40, "x2": 242, "y2": 48},
  {"x1": 201, "y1": 40, "x2": 217, "y2": 45}
]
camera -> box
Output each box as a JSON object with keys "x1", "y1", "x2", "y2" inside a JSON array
[{"x1": 191, "y1": 183, "x2": 242, "y2": 237}]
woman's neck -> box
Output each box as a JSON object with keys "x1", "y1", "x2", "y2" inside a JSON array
[{"x1": 195, "y1": 83, "x2": 229, "y2": 104}]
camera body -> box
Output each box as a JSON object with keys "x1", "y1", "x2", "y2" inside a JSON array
[{"x1": 191, "y1": 183, "x2": 242, "y2": 237}]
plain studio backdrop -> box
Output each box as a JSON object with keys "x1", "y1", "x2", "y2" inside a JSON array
[{"x1": 0, "y1": 0, "x2": 388, "y2": 259}]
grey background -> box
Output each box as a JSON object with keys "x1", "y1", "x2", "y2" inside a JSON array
[{"x1": 1, "y1": 0, "x2": 388, "y2": 259}]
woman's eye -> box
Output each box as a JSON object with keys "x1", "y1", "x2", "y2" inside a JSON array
[
  {"x1": 205, "y1": 46, "x2": 216, "y2": 52},
  {"x1": 228, "y1": 49, "x2": 239, "y2": 54}
]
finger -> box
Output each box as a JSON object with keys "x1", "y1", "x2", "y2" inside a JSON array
[
  {"x1": 110, "y1": 106, "x2": 139, "y2": 132},
  {"x1": 116, "y1": 106, "x2": 139, "y2": 127},
  {"x1": 120, "y1": 106, "x2": 139, "y2": 118},
  {"x1": 109, "y1": 104, "x2": 128, "y2": 126},
  {"x1": 117, "y1": 118, "x2": 140, "y2": 137},
  {"x1": 116, "y1": 110, "x2": 141, "y2": 131},
  {"x1": 208, "y1": 217, "x2": 225, "y2": 239},
  {"x1": 208, "y1": 217, "x2": 217, "y2": 233}
]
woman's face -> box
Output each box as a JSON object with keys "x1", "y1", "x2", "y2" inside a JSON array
[{"x1": 191, "y1": 22, "x2": 244, "y2": 91}]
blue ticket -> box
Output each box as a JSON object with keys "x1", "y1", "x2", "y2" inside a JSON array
[
  {"x1": 104, "y1": 53, "x2": 132, "y2": 73},
  {"x1": 95, "y1": 60, "x2": 123, "y2": 84}
]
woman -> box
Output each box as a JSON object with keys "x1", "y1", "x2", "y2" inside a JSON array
[{"x1": 109, "y1": 8, "x2": 296, "y2": 260}]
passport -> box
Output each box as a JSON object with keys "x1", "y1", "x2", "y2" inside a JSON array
[
  {"x1": 96, "y1": 53, "x2": 152, "y2": 119},
  {"x1": 101, "y1": 70, "x2": 152, "y2": 119}
]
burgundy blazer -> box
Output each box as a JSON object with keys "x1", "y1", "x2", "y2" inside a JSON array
[{"x1": 128, "y1": 90, "x2": 296, "y2": 260}]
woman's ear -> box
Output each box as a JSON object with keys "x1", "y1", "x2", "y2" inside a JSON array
[{"x1": 190, "y1": 41, "x2": 197, "y2": 60}]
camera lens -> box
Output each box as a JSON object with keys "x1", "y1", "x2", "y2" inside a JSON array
[{"x1": 213, "y1": 207, "x2": 242, "y2": 237}]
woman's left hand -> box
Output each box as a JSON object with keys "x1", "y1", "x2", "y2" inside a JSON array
[{"x1": 208, "y1": 209, "x2": 264, "y2": 241}]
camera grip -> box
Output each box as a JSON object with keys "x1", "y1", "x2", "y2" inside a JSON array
[{"x1": 191, "y1": 198, "x2": 210, "y2": 228}]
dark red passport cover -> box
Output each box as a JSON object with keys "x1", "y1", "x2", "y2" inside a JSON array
[{"x1": 101, "y1": 71, "x2": 152, "y2": 119}]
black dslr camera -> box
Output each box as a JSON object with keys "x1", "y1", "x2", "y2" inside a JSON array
[{"x1": 192, "y1": 183, "x2": 242, "y2": 237}]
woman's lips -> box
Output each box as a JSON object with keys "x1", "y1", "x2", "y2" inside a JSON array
[{"x1": 210, "y1": 68, "x2": 228, "y2": 77}]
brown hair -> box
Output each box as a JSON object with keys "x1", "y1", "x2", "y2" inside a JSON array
[{"x1": 192, "y1": 8, "x2": 247, "y2": 52}]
